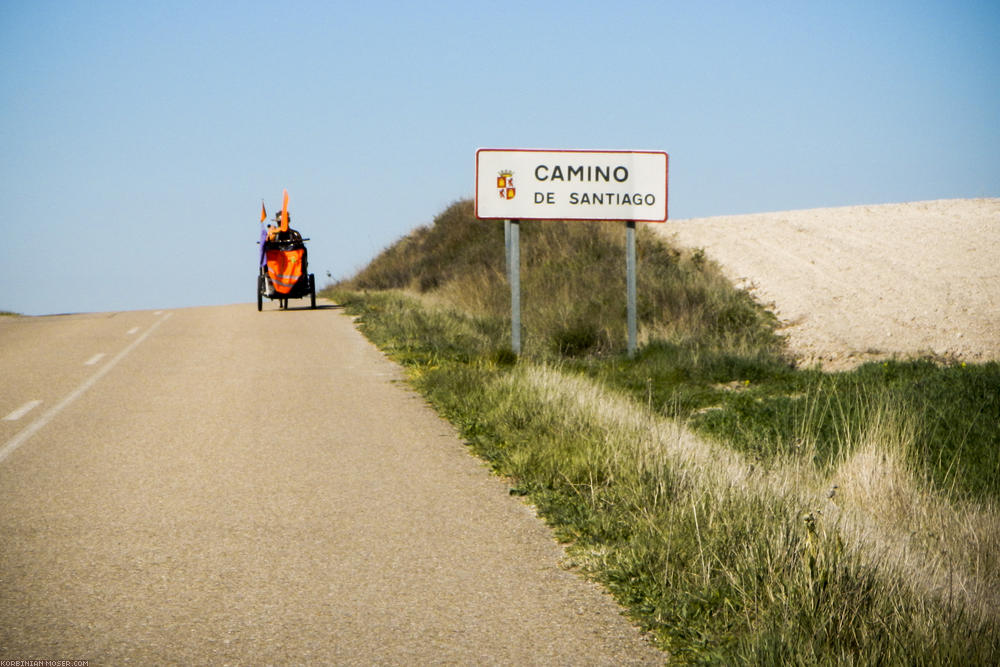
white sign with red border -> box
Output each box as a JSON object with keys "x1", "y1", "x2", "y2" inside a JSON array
[{"x1": 476, "y1": 149, "x2": 668, "y2": 222}]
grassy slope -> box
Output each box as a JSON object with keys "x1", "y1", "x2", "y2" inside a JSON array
[
  {"x1": 325, "y1": 200, "x2": 999, "y2": 662},
  {"x1": 340, "y1": 200, "x2": 999, "y2": 503}
]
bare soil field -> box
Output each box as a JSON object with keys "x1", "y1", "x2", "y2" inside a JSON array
[{"x1": 654, "y1": 198, "x2": 1000, "y2": 369}]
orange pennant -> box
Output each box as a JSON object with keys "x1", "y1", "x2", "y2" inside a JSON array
[
  {"x1": 280, "y1": 189, "x2": 289, "y2": 232},
  {"x1": 260, "y1": 201, "x2": 267, "y2": 223}
]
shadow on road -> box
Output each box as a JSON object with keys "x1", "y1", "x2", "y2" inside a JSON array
[{"x1": 259, "y1": 303, "x2": 342, "y2": 312}]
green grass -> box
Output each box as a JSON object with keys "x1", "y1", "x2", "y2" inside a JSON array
[
  {"x1": 579, "y1": 347, "x2": 1000, "y2": 503},
  {"x1": 324, "y1": 200, "x2": 1000, "y2": 662}
]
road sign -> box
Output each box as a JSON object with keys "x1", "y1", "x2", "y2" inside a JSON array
[{"x1": 476, "y1": 149, "x2": 668, "y2": 222}]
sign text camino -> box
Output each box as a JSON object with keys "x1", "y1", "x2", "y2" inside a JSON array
[{"x1": 475, "y1": 149, "x2": 669, "y2": 222}]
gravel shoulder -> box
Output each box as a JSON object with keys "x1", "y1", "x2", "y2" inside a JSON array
[{"x1": 652, "y1": 198, "x2": 1000, "y2": 369}]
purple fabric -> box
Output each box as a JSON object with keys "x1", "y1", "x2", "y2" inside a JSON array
[{"x1": 259, "y1": 226, "x2": 268, "y2": 268}]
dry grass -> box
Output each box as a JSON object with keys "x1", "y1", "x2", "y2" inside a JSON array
[{"x1": 514, "y1": 363, "x2": 1000, "y2": 626}]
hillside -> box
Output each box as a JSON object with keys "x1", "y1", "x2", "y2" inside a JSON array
[
  {"x1": 656, "y1": 198, "x2": 1000, "y2": 368},
  {"x1": 326, "y1": 199, "x2": 999, "y2": 662}
]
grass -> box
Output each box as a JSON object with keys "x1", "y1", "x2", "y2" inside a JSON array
[
  {"x1": 347, "y1": 200, "x2": 781, "y2": 359},
  {"x1": 324, "y1": 200, "x2": 1000, "y2": 662},
  {"x1": 581, "y1": 348, "x2": 1000, "y2": 503}
]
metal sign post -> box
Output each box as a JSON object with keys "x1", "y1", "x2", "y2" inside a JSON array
[
  {"x1": 504, "y1": 219, "x2": 511, "y2": 276},
  {"x1": 508, "y1": 219, "x2": 521, "y2": 355},
  {"x1": 626, "y1": 220, "x2": 637, "y2": 357}
]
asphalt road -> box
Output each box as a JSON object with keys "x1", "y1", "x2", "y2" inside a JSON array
[{"x1": 0, "y1": 303, "x2": 661, "y2": 665}]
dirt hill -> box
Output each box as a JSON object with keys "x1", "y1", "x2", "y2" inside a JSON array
[{"x1": 653, "y1": 199, "x2": 1000, "y2": 368}]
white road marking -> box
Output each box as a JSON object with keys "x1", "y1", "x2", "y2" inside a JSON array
[
  {"x1": 0, "y1": 313, "x2": 173, "y2": 464},
  {"x1": 84, "y1": 353, "x2": 106, "y2": 366},
  {"x1": 126, "y1": 327, "x2": 140, "y2": 335},
  {"x1": 3, "y1": 400, "x2": 42, "y2": 421},
  {"x1": 154, "y1": 311, "x2": 163, "y2": 315}
]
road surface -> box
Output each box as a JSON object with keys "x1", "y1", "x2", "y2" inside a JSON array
[{"x1": 0, "y1": 303, "x2": 660, "y2": 664}]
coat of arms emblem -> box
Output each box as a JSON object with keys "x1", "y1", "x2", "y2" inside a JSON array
[{"x1": 497, "y1": 170, "x2": 515, "y2": 200}]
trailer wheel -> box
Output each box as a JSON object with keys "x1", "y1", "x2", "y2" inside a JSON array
[
  {"x1": 257, "y1": 275, "x2": 263, "y2": 311},
  {"x1": 310, "y1": 274, "x2": 316, "y2": 309}
]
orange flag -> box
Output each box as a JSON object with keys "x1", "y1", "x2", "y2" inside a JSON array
[
  {"x1": 260, "y1": 201, "x2": 267, "y2": 223},
  {"x1": 280, "y1": 189, "x2": 289, "y2": 232}
]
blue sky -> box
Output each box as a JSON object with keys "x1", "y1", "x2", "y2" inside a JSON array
[{"x1": 1, "y1": 1, "x2": 998, "y2": 315}]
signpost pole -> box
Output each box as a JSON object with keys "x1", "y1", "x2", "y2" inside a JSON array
[
  {"x1": 509, "y1": 219, "x2": 521, "y2": 355},
  {"x1": 626, "y1": 220, "x2": 637, "y2": 357},
  {"x1": 504, "y1": 219, "x2": 511, "y2": 278}
]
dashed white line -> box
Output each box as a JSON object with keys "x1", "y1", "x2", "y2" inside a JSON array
[
  {"x1": 3, "y1": 400, "x2": 42, "y2": 422},
  {"x1": 126, "y1": 327, "x2": 140, "y2": 335},
  {"x1": 84, "y1": 353, "x2": 106, "y2": 366},
  {"x1": 0, "y1": 313, "x2": 173, "y2": 464}
]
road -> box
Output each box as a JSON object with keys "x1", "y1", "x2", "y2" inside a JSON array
[{"x1": 0, "y1": 303, "x2": 660, "y2": 665}]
